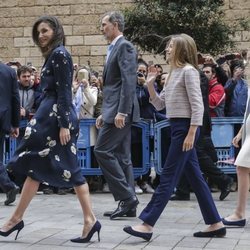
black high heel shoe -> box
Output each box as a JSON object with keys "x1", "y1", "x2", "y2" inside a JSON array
[
  {"x1": 70, "y1": 220, "x2": 101, "y2": 243},
  {"x1": 0, "y1": 220, "x2": 24, "y2": 240}
]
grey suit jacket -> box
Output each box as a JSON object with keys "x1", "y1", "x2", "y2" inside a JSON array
[
  {"x1": 0, "y1": 63, "x2": 20, "y2": 134},
  {"x1": 102, "y1": 36, "x2": 140, "y2": 123}
]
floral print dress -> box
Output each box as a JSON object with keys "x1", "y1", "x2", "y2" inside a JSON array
[{"x1": 7, "y1": 45, "x2": 85, "y2": 187}]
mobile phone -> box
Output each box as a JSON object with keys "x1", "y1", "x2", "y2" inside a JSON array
[
  {"x1": 77, "y1": 69, "x2": 89, "y2": 81},
  {"x1": 148, "y1": 60, "x2": 154, "y2": 66}
]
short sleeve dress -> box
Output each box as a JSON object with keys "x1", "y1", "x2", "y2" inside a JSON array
[{"x1": 7, "y1": 45, "x2": 85, "y2": 187}]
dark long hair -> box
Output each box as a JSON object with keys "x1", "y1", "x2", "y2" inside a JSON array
[{"x1": 32, "y1": 15, "x2": 65, "y2": 58}]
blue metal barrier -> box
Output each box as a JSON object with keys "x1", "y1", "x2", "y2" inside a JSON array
[
  {"x1": 4, "y1": 119, "x2": 151, "y2": 177},
  {"x1": 211, "y1": 117, "x2": 243, "y2": 174},
  {"x1": 4, "y1": 117, "x2": 243, "y2": 176},
  {"x1": 77, "y1": 119, "x2": 151, "y2": 176},
  {"x1": 153, "y1": 119, "x2": 171, "y2": 175},
  {"x1": 153, "y1": 117, "x2": 243, "y2": 175}
]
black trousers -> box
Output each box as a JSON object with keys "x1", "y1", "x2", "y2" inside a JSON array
[{"x1": 0, "y1": 133, "x2": 16, "y2": 192}]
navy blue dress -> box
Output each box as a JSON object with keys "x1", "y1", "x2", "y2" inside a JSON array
[{"x1": 7, "y1": 45, "x2": 85, "y2": 188}]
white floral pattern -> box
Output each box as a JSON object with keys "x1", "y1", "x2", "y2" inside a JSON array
[
  {"x1": 29, "y1": 118, "x2": 37, "y2": 126},
  {"x1": 71, "y1": 144, "x2": 77, "y2": 155},
  {"x1": 62, "y1": 170, "x2": 71, "y2": 182},
  {"x1": 7, "y1": 46, "x2": 83, "y2": 188},
  {"x1": 55, "y1": 155, "x2": 60, "y2": 161},
  {"x1": 24, "y1": 127, "x2": 32, "y2": 139},
  {"x1": 19, "y1": 151, "x2": 31, "y2": 157},
  {"x1": 38, "y1": 148, "x2": 50, "y2": 157}
]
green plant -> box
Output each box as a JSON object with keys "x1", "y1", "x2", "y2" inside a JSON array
[{"x1": 123, "y1": 0, "x2": 247, "y2": 55}]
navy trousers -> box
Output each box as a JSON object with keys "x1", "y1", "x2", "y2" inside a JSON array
[
  {"x1": 0, "y1": 133, "x2": 16, "y2": 192},
  {"x1": 139, "y1": 118, "x2": 221, "y2": 226}
]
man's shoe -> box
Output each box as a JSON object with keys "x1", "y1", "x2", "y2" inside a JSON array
[
  {"x1": 103, "y1": 208, "x2": 136, "y2": 217},
  {"x1": 110, "y1": 196, "x2": 139, "y2": 219},
  {"x1": 170, "y1": 194, "x2": 190, "y2": 201},
  {"x1": 4, "y1": 186, "x2": 20, "y2": 205},
  {"x1": 219, "y1": 177, "x2": 234, "y2": 201}
]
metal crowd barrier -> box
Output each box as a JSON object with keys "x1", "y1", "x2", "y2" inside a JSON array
[
  {"x1": 3, "y1": 117, "x2": 243, "y2": 176},
  {"x1": 3, "y1": 119, "x2": 151, "y2": 177},
  {"x1": 211, "y1": 117, "x2": 243, "y2": 174},
  {"x1": 153, "y1": 117, "x2": 243, "y2": 175}
]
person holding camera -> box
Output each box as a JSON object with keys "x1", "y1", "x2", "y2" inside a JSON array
[
  {"x1": 132, "y1": 59, "x2": 155, "y2": 195},
  {"x1": 224, "y1": 59, "x2": 248, "y2": 117}
]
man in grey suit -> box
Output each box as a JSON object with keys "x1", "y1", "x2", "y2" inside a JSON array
[
  {"x1": 0, "y1": 62, "x2": 20, "y2": 205},
  {"x1": 94, "y1": 11, "x2": 140, "y2": 219}
]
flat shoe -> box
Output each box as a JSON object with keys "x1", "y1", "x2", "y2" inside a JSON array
[
  {"x1": 193, "y1": 227, "x2": 226, "y2": 238},
  {"x1": 123, "y1": 226, "x2": 152, "y2": 241},
  {"x1": 222, "y1": 218, "x2": 246, "y2": 227}
]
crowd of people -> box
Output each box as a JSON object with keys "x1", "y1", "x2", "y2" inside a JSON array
[{"x1": 0, "y1": 11, "x2": 250, "y2": 244}]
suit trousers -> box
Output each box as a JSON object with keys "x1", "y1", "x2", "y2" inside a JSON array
[
  {"x1": 139, "y1": 118, "x2": 221, "y2": 227},
  {"x1": 0, "y1": 133, "x2": 16, "y2": 192},
  {"x1": 94, "y1": 122, "x2": 135, "y2": 201}
]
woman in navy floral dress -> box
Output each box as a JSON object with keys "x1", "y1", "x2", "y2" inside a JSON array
[{"x1": 0, "y1": 16, "x2": 101, "y2": 243}]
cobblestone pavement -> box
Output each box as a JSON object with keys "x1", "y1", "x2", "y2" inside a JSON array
[{"x1": 0, "y1": 191, "x2": 249, "y2": 250}]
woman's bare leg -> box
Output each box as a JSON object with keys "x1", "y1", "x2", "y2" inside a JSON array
[
  {"x1": 74, "y1": 183, "x2": 96, "y2": 237},
  {"x1": 1, "y1": 176, "x2": 40, "y2": 231},
  {"x1": 225, "y1": 166, "x2": 250, "y2": 221}
]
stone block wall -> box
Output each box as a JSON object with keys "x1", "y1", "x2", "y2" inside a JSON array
[{"x1": 0, "y1": 0, "x2": 249, "y2": 77}]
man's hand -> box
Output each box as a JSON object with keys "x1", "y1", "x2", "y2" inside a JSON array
[
  {"x1": 20, "y1": 107, "x2": 26, "y2": 117},
  {"x1": 96, "y1": 115, "x2": 103, "y2": 129},
  {"x1": 10, "y1": 127, "x2": 19, "y2": 138},
  {"x1": 59, "y1": 127, "x2": 71, "y2": 146},
  {"x1": 114, "y1": 113, "x2": 125, "y2": 129}
]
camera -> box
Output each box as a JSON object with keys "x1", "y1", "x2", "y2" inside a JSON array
[
  {"x1": 137, "y1": 72, "x2": 145, "y2": 78},
  {"x1": 77, "y1": 69, "x2": 89, "y2": 82}
]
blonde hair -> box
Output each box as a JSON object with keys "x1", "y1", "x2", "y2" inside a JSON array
[{"x1": 166, "y1": 33, "x2": 198, "y2": 85}]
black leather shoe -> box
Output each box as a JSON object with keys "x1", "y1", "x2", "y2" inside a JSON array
[
  {"x1": 222, "y1": 218, "x2": 246, "y2": 227},
  {"x1": 193, "y1": 227, "x2": 226, "y2": 238},
  {"x1": 110, "y1": 196, "x2": 139, "y2": 219},
  {"x1": 219, "y1": 177, "x2": 234, "y2": 201},
  {"x1": 170, "y1": 194, "x2": 190, "y2": 201},
  {"x1": 123, "y1": 226, "x2": 152, "y2": 241},
  {"x1": 4, "y1": 186, "x2": 20, "y2": 206},
  {"x1": 104, "y1": 208, "x2": 136, "y2": 217}
]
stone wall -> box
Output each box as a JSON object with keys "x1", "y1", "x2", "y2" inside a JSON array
[{"x1": 0, "y1": 0, "x2": 249, "y2": 76}]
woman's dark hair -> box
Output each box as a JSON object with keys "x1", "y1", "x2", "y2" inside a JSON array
[{"x1": 32, "y1": 15, "x2": 65, "y2": 58}]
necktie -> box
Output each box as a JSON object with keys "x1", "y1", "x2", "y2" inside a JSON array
[{"x1": 106, "y1": 44, "x2": 114, "y2": 62}]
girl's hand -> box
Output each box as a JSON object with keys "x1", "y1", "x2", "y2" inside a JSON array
[
  {"x1": 183, "y1": 133, "x2": 195, "y2": 151},
  {"x1": 182, "y1": 125, "x2": 197, "y2": 151}
]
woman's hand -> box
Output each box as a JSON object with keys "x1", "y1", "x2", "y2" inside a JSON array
[
  {"x1": 59, "y1": 127, "x2": 71, "y2": 145},
  {"x1": 232, "y1": 132, "x2": 242, "y2": 148}
]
